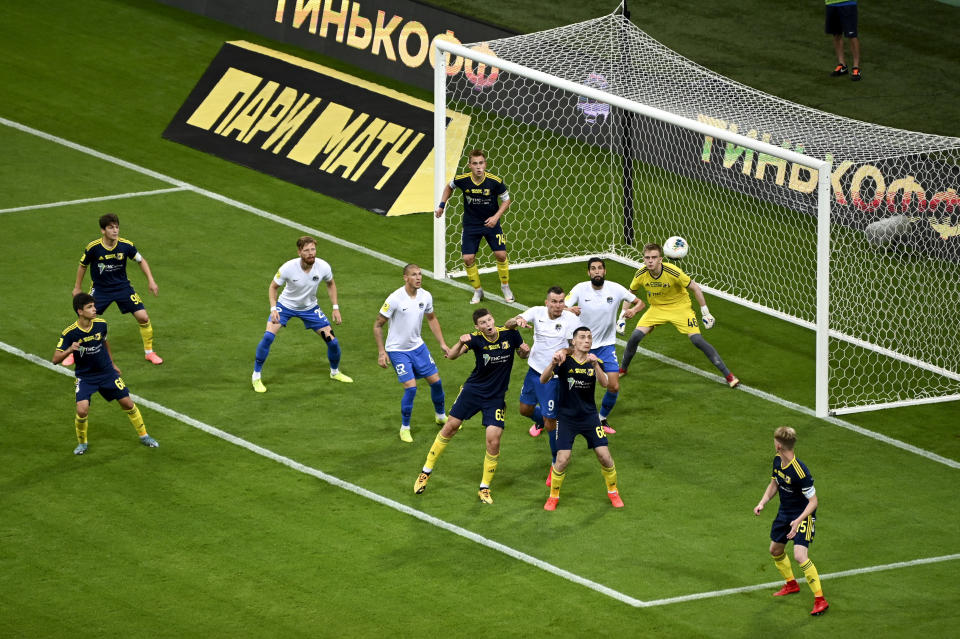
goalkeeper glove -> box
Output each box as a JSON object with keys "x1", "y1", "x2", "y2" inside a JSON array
[
  {"x1": 700, "y1": 305, "x2": 715, "y2": 329},
  {"x1": 616, "y1": 311, "x2": 627, "y2": 334}
]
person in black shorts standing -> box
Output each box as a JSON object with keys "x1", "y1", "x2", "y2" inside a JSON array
[{"x1": 825, "y1": 0, "x2": 861, "y2": 81}]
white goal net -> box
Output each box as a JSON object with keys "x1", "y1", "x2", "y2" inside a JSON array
[{"x1": 432, "y1": 8, "x2": 960, "y2": 416}]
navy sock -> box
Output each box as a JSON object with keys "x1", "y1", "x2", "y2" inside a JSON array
[
  {"x1": 532, "y1": 404, "x2": 544, "y2": 427},
  {"x1": 600, "y1": 390, "x2": 619, "y2": 419},
  {"x1": 429, "y1": 379, "x2": 445, "y2": 414},
  {"x1": 548, "y1": 427, "x2": 558, "y2": 463},
  {"x1": 327, "y1": 338, "x2": 341, "y2": 370},
  {"x1": 254, "y1": 331, "x2": 276, "y2": 373},
  {"x1": 401, "y1": 386, "x2": 417, "y2": 427}
]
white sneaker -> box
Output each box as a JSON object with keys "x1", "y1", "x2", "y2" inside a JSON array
[
  {"x1": 470, "y1": 288, "x2": 484, "y2": 304},
  {"x1": 501, "y1": 284, "x2": 515, "y2": 303}
]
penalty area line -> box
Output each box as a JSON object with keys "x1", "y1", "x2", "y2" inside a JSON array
[
  {"x1": 3, "y1": 340, "x2": 958, "y2": 609},
  {"x1": 0, "y1": 339, "x2": 642, "y2": 608},
  {"x1": 0, "y1": 187, "x2": 191, "y2": 215}
]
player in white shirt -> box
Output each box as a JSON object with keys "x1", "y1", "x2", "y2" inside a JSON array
[
  {"x1": 506, "y1": 287, "x2": 579, "y2": 471},
  {"x1": 251, "y1": 236, "x2": 353, "y2": 392},
  {"x1": 565, "y1": 257, "x2": 645, "y2": 434},
  {"x1": 374, "y1": 264, "x2": 451, "y2": 443}
]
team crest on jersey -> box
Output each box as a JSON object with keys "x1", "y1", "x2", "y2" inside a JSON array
[
  {"x1": 483, "y1": 189, "x2": 490, "y2": 196},
  {"x1": 501, "y1": 341, "x2": 509, "y2": 349},
  {"x1": 606, "y1": 296, "x2": 614, "y2": 304},
  {"x1": 312, "y1": 275, "x2": 320, "y2": 281},
  {"x1": 555, "y1": 323, "x2": 562, "y2": 331},
  {"x1": 418, "y1": 302, "x2": 424, "y2": 309}
]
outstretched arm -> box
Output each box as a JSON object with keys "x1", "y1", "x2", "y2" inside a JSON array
[{"x1": 446, "y1": 334, "x2": 472, "y2": 360}]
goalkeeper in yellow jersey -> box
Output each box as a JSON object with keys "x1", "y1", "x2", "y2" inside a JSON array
[{"x1": 619, "y1": 243, "x2": 740, "y2": 388}]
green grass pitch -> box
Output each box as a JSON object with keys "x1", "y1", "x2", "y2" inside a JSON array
[{"x1": 1, "y1": 1, "x2": 958, "y2": 637}]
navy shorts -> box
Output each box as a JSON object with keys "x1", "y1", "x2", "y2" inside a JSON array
[
  {"x1": 825, "y1": 4, "x2": 858, "y2": 38},
  {"x1": 75, "y1": 372, "x2": 130, "y2": 403},
  {"x1": 272, "y1": 303, "x2": 331, "y2": 331},
  {"x1": 771, "y1": 510, "x2": 817, "y2": 547},
  {"x1": 461, "y1": 222, "x2": 506, "y2": 255},
  {"x1": 555, "y1": 417, "x2": 607, "y2": 451},
  {"x1": 449, "y1": 386, "x2": 505, "y2": 428},
  {"x1": 92, "y1": 285, "x2": 144, "y2": 315},
  {"x1": 518, "y1": 368, "x2": 559, "y2": 418}
]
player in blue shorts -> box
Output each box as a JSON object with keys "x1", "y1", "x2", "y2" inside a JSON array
[
  {"x1": 538, "y1": 327, "x2": 623, "y2": 510},
  {"x1": 435, "y1": 149, "x2": 515, "y2": 304},
  {"x1": 70, "y1": 213, "x2": 162, "y2": 366},
  {"x1": 53, "y1": 293, "x2": 159, "y2": 454},
  {"x1": 754, "y1": 426, "x2": 829, "y2": 616},
  {"x1": 251, "y1": 236, "x2": 352, "y2": 391},
  {"x1": 565, "y1": 258, "x2": 644, "y2": 433},
  {"x1": 374, "y1": 264, "x2": 450, "y2": 443},
  {"x1": 413, "y1": 308, "x2": 529, "y2": 504}
]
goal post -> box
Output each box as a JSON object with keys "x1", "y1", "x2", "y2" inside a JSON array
[{"x1": 431, "y1": 13, "x2": 960, "y2": 418}]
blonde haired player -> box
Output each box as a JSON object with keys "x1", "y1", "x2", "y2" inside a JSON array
[
  {"x1": 619, "y1": 242, "x2": 740, "y2": 388},
  {"x1": 753, "y1": 426, "x2": 829, "y2": 616}
]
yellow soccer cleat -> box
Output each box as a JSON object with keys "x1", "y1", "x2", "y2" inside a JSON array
[
  {"x1": 434, "y1": 413, "x2": 447, "y2": 426},
  {"x1": 414, "y1": 471, "x2": 431, "y2": 494},
  {"x1": 399, "y1": 428, "x2": 413, "y2": 443},
  {"x1": 330, "y1": 371, "x2": 354, "y2": 383},
  {"x1": 252, "y1": 378, "x2": 267, "y2": 393},
  {"x1": 478, "y1": 487, "x2": 493, "y2": 504}
]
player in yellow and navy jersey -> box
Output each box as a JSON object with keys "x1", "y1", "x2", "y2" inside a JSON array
[
  {"x1": 435, "y1": 149, "x2": 515, "y2": 304},
  {"x1": 754, "y1": 426, "x2": 829, "y2": 616},
  {"x1": 538, "y1": 327, "x2": 624, "y2": 511},
  {"x1": 413, "y1": 308, "x2": 530, "y2": 504},
  {"x1": 53, "y1": 293, "x2": 159, "y2": 455},
  {"x1": 70, "y1": 213, "x2": 162, "y2": 366},
  {"x1": 619, "y1": 242, "x2": 740, "y2": 388}
]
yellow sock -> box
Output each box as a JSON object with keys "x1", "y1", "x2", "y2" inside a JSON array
[
  {"x1": 496, "y1": 259, "x2": 509, "y2": 285},
  {"x1": 423, "y1": 433, "x2": 451, "y2": 472},
  {"x1": 799, "y1": 558, "x2": 823, "y2": 596},
  {"x1": 75, "y1": 414, "x2": 89, "y2": 444},
  {"x1": 600, "y1": 463, "x2": 618, "y2": 493},
  {"x1": 773, "y1": 552, "x2": 796, "y2": 582},
  {"x1": 138, "y1": 320, "x2": 154, "y2": 352},
  {"x1": 465, "y1": 263, "x2": 481, "y2": 289},
  {"x1": 549, "y1": 465, "x2": 565, "y2": 499},
  {"x1": 126, "y1": 405, "x2": 147, "y2": 437},
  {"x1": 480, "y1": 452, "x2": 499, "y2": 487}
]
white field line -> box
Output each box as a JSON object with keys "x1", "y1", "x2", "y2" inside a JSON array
[
  {"x1": 3, "y1": 339, "x2": 956, "y2": 608},
  {"x1": 1, "y1": 116, "x2": 956, "y2": 472},
  {"x1": 0, "y1": 187, "x2": 190, "y2": 214}
]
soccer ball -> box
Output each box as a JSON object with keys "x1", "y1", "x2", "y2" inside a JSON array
[{"x1": 663, "y1": 236, "x2": 689, "y2": 259}]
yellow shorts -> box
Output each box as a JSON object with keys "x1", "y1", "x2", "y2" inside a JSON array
[{"x1": 635, "y1": 303, "x2": 700, "y2": 335}]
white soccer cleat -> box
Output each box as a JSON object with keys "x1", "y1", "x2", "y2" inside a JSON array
[
  {"x1": 501, "y1": 284, "x2": 515, "y2": 303},
  {"x1": 470, "y1": 288, "x2": 484, "y2": 304}
]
